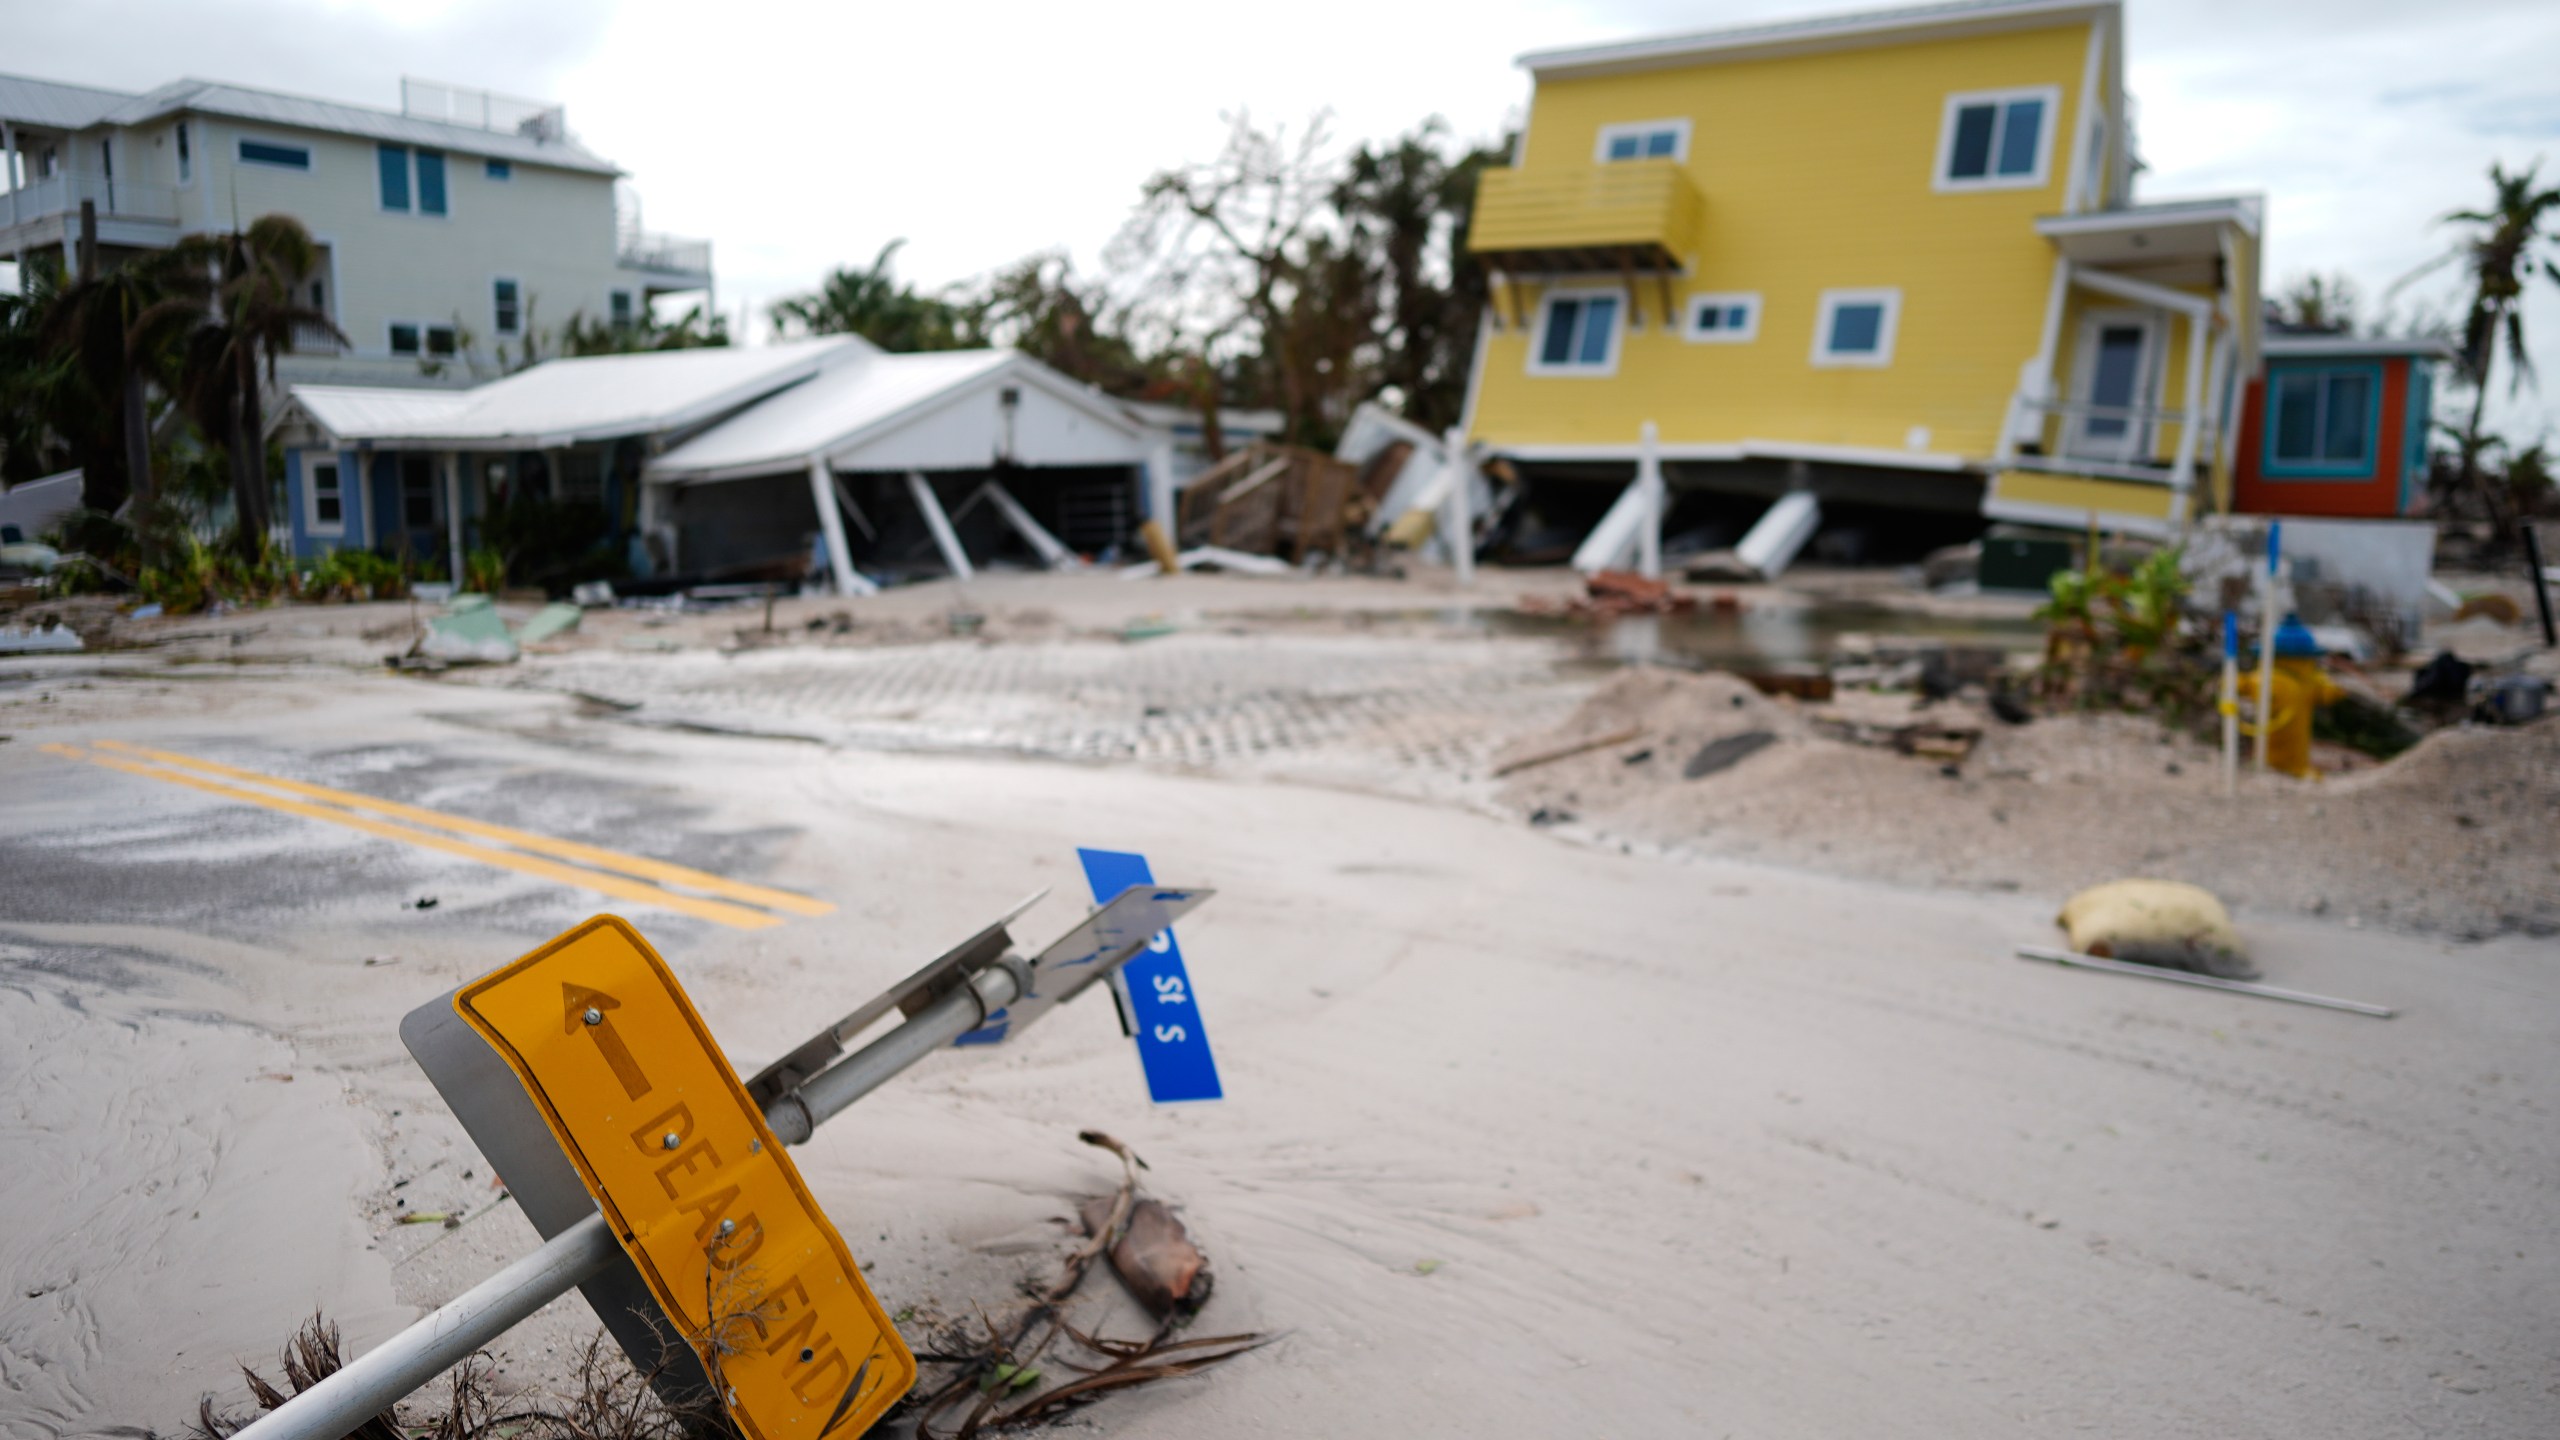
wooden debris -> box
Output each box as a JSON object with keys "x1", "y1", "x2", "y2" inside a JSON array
[{"x1": 1490, "y1": 726, "x2": 1645, "y2": 778}]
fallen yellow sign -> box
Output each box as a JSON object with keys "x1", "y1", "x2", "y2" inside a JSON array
[{"x1": 458, "y1": 917, "x2": 913, "y2": 1438}]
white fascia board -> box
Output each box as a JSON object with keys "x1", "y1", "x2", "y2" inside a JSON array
[
  {"x1": 1740, "y1": 438, "x2": 1976, "y2": 472},
  {"x1": 1981, "y1": 490, "x2": 2176, "y2": 537},
  {"x1": 2036, "y1": 195, "x2": 2264, "y2": 240},
  {"x1": 1494, "y1": 441, "x2": 1747, "y2": 463},
  {"x1": 1518, "y1": 0, "x2": 2112, "y2": 78},
  {"x1": 819, "y1": 355, "x2": 1147, "y2": 470},
  {"x1": 2264, "y1": 335, "x2": 2458, "y2": 360}
]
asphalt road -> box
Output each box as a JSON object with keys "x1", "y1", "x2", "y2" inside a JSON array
[{"x1": 1, "y1": 663, "x2": 2553, "y2": 1438}]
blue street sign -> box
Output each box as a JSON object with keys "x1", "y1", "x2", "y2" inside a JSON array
[{"x1": 1079, "y1": 847, "x2": 1223, "y2": 1104}]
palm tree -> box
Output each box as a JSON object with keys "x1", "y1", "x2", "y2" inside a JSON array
[
  {"x1": 42, "y1": 251, "x2": 175, "y2": 516},
  {"x1": 770, "y1": 240, "x2": 976, "y2": 351},
  {"x1": 135, "y1": 215, "x2": 342, "y2": 556},
  {"x1": 2439, "y1": 161, "x2": 2560, "y2": 533},
  {"x1": 0, "y1": 265, "x2": 75, "y2": 488}
]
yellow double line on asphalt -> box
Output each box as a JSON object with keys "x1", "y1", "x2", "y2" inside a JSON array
[{"x1": 41, "y1": 740, "x2": 832, "y2": 931}]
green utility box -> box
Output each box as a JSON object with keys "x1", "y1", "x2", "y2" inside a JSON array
[{"x1": 1980, "y1": 534, "x2": 2077, "y2": 594}]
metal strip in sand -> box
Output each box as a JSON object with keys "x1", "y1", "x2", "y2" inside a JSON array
[
  {"x1": 43, "y1": 743, "x2": 787, "y2": 931},
  {"x1": 88, "y1": 739, "x2": 833, "y2": 917}
]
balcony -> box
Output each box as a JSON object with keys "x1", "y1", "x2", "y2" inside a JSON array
[
  {"x1": 616, "y1": 229, "x2": 713, "y2": 292},
  {"x1": 1469, "y1": 160, "x2": 1703, "y2": 275},
  {"x1": 1, "y1": 173, "x2": 182, "y2": 248}
]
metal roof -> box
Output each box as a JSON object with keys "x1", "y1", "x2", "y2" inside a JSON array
[
  {"x1": 1519, "y1": 0, "x2": 2110, "y2": 78},
  {"x1": 2264, "y1": 334, "x2": 2458, "y2": 361},
  {"x1": 649, "y1": 349, "x2": 1151, "y2": 482},
  {"x1": 0, "y1": 70, "x2": 620, "y2": 175},
  {"x1": 287, "y1": 337, "x2": 872, "y2": 450},
  {"x1": 0, "y1": 73, "x2": 139, "y2": 130}
]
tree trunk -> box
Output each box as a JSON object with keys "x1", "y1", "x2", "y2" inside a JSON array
[{"x1": 229, "y1": 344, "x2": 271, "y2": 553}]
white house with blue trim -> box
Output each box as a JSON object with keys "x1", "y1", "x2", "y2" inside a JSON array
[{"x1": 0, "y1": 71, "x2": 711, "y2": 390}]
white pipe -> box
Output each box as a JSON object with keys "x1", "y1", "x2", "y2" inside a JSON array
[
  {"x1": 906, "y1": 471, "x2": 974, "y2": 581},
  {"x1": 1635, "y1": 420, "x2": 1663, "y2": 581},
  {"x1": 806, "y1": 455, "x2": 870, "y2": 596},
  {"x1": 1440, "y1": 426, "x2": 1473, "y2": 587}
]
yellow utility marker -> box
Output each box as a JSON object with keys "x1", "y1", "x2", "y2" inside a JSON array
[
  {"x1": 44, "y1": 743, "x2": 803, "y2": 931},
  {"x1": 91, "y1": 740, "x2": 833, "y2": 916}
]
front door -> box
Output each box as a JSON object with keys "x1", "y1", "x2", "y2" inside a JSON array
[{"x1": 2066, "y1": 310, "x2": 2159, "y2": 463}]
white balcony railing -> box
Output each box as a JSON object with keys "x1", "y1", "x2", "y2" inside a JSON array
[
  {"x1": 2001, "y1": 393, "x2": 2207, "y2": 488},
  {"x1": 616, "y1": 229, "x2": 712, "y2": 278},
  {"x1": 290, "y1": 321, "x2": 347, "y2": 355},
  {"x1": 1, "y1": 173, "x2": 182, "y2": 230}
]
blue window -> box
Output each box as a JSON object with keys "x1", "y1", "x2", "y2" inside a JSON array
[
  {"x1": 1686, "y1": 292, "x2": 1761, "y2": 343},
  {"x1": 1833, "y1": 306, "x2": 1884, "y2": 353},
  {"x1": 378, "y1": 143, "x2": 410, "y2": 210},
  {"x1": 1813, "y1": 288, "x2": 1901, "y2": 367},
  {"x1": 493, "y1": 277, "x2": 521, "y2": 335},
  {"x1": 237, "y1": 139, "x2": 311, "y2": 170},
  {"x1": 2265, "y1": 365, "x2": 2380, "y2": 476},
  {"x1": 1534, "y1": 292, "x2": 1621, "y2": 373},
  {"x1": 484, "y1": 157, "x2": 512, "y2": 181},
  {"x1": 1940, "y1": 89, "x2": 2054, "y2": 186},
  {"x1": 1596, "y1": 120, "x2": 1689, "y2": 164},
  {"x1": 416, "y1": 149, "x2": 447, "y2": 214}
]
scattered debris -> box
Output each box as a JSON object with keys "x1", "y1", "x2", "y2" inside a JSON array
[
  {"x1": 2017, "y1": 946, "x2": 2395, "y2": 1019},
  {"x1": 417, "y1": 599, "x2": 518, "y2": 665},
  {"x1": 413, "y1": 896, "x2": 439, "y2": 910},
  {"x1": 0, "y1": 622, "x2": 84, "y2": 653},
  {"x1": 362, "y1": 955, "x2": 401, "y2": 967},
  {"x1": 2479, "y1": 674, "x2": 2549, "y2": 725},
  {"x1": 1491, "y1": 726, "x2": 1645, "y2": 778},
  {"x1": 1808, "y1": 716, "x2": 1982, "y2": 763},
  {"x1": 571, "y1": 580, "x2": 618, "y2": 608},
  {"x1": 1518, "y1": 569, "x2": 1695, "y2": 619},
  {"x1": 514, "y1": 602, "x2": 584, "y2": 646},
  {"x1": 1682, "y1": 730, "x2": 1777, "y2": 779},
  {"x1": 2057, "y1": 879, "x2": 2254, "y2": 980},
  {"x1": 1412, "y1": 1259, "x2": 1444, "y2": 1276}
]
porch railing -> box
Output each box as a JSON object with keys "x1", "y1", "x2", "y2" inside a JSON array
[
  {"x1": 616, "y1": 230, "x2": 712, "y2": 278},
  {"x1": 1, "y1": 173, "x2": 182, "y2": 230},
  {"x1": 1999, "y1": 393, "x2": 2207, "y2": 488}
]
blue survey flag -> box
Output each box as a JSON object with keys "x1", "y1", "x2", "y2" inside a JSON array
[{"x1": 1079, "y1": 847, "x2": 1223, "y2": 1104}]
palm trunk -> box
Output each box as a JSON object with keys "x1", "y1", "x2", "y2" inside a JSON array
[{"x1": 229, "y1": 344, "x2": 271, "y2": 553}]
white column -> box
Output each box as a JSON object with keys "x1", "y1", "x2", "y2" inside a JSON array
[
  {"x1": 1440, "y1": 426, "x2": 1473, "y2": 587},
  {"x1": 445, "y1": 453, "x2": 465, "y2": 585},
  {"x1": 1636, "y1": 420, "x2": 1663, "y2": 580},
  {"x1": 1145, "y1": 438, "x2": 1178, "y2": 537},
  {"x1": 906, "y1": 470, "x2": 974, "y2": 581},
  {"x1": 806, "y1": 455, "x2": 873, "y2": 596},
  {"x1": 2172, "y1": 308, "x2": 2208, "y2": 501},
  {"x1": 3, "y1": 121, "x2": 17, "y2": 229}
]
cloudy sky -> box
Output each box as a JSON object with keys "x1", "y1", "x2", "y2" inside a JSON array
[{"x1": 14, "y1": 0, "x2": 2560, "y2": 435}]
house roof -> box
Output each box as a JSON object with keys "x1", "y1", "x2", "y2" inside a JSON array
[
  {"x1": 1517, "y1": 0, "x2": 2113, "y2": 78},
  {"x1": 2264, "y1": 334, "x2": 2459, "y2": 361},
  {"x1": 0, "y1": 70, "x2": 621, "y2": 175},
  {"x1": 2036, "y1": 195, "x2": 2264, "y2": 242},
  {"x1": 0, "y1": 74, "x2": 135, "y2": 131},
  {"x1": 288, "y1": 337, "x2": 871, "y2": 450},
  {"x1": 649, "y1": 348, "x2": 1151, "y2": 482}
]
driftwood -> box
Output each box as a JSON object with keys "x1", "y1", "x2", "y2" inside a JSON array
[{"x1": 1177, "y1": 441, "x2": 1362, "y2": 563}]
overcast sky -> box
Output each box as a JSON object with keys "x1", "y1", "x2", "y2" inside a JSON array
[{"x1": 13, "y1": 0, "x2": 2560, "y2": 437}]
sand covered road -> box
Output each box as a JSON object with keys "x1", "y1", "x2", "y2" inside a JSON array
[{"x1": 1, "y1": 674, "x2": 2553, "y2": 1436}]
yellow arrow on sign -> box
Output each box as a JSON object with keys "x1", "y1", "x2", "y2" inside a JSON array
[{"x1": 458, "y1": 917, "x2": 915, "y2": 1439}]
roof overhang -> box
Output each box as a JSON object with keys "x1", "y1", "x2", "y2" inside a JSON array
[
  {"x1": 2264, "y1": 334, "x2": 2458, "y2": 361},
  {"x1": 1519, "y1": 0, "x2": 2112, "y2": 80},
  {"x1": 2036, "y1": 197, "x2": 2262, "y2": 264}
]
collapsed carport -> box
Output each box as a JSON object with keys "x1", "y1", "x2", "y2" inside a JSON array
[{"x1": 641, "y1": 348, "x2": 1158, "y2": 592}]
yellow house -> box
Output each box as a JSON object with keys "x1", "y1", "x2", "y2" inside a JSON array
[{"x1": 1461, "y1": 0, "x2": 2262, "y2": 553}]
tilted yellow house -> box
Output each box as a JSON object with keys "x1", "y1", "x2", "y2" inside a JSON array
[{"x1": 1461, "y1": 0, "x2": 2262, "y2": 552}]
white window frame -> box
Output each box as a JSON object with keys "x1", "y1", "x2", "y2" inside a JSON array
[
  {"x1": 1931, "y1": 85, "x2": 2060, "y2": 192},
  {"x1": 303, "y1": 453, "x2": 346, "y2": 538},
  {"x1": 1593, "y1": 118, "x2": 1692, "y2": 165},
  {"x1": 234, "y1": 133, "x2": 314, "y2": 174},
  {"x1": 1528, "y1": 286, "x2": 1627, "y2": 378},
  {"x1": 492, "y1": 275, "x2": 523, "y2": 336},
  {"x1": 1684, "y1": 291, "x2": 1762, "y2": 344},
  {"x1": 1810, "y1": 288, "x2": 1903, "y2": 368}
]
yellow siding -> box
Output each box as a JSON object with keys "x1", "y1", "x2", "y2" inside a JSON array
[
  {"x1": 1991, "y1": 469, "x2": 2176, "y2": 519},
  {"x1": 1470, "y1": 20, "x2": 2096, "y2": 459}
]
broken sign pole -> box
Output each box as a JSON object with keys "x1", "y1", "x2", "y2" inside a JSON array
[
  {"x1": 2015, "y1": 945, "x2": 2396, "y2": 1018},
  {"x1": 233, "y1": 884, "x2": 1212, "y2": 1440},
  {"x1": 907, "y1": 470, "x2": 976, "y2": 581}
]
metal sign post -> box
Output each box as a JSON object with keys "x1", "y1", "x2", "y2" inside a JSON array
[{"x1": 234, "y1": 882, "x2": 1213, "y2": 1440}]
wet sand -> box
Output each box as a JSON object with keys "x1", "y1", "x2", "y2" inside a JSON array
[{"x1": 2, "y1": 670, "x2": 2554, "y2": 1437}]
